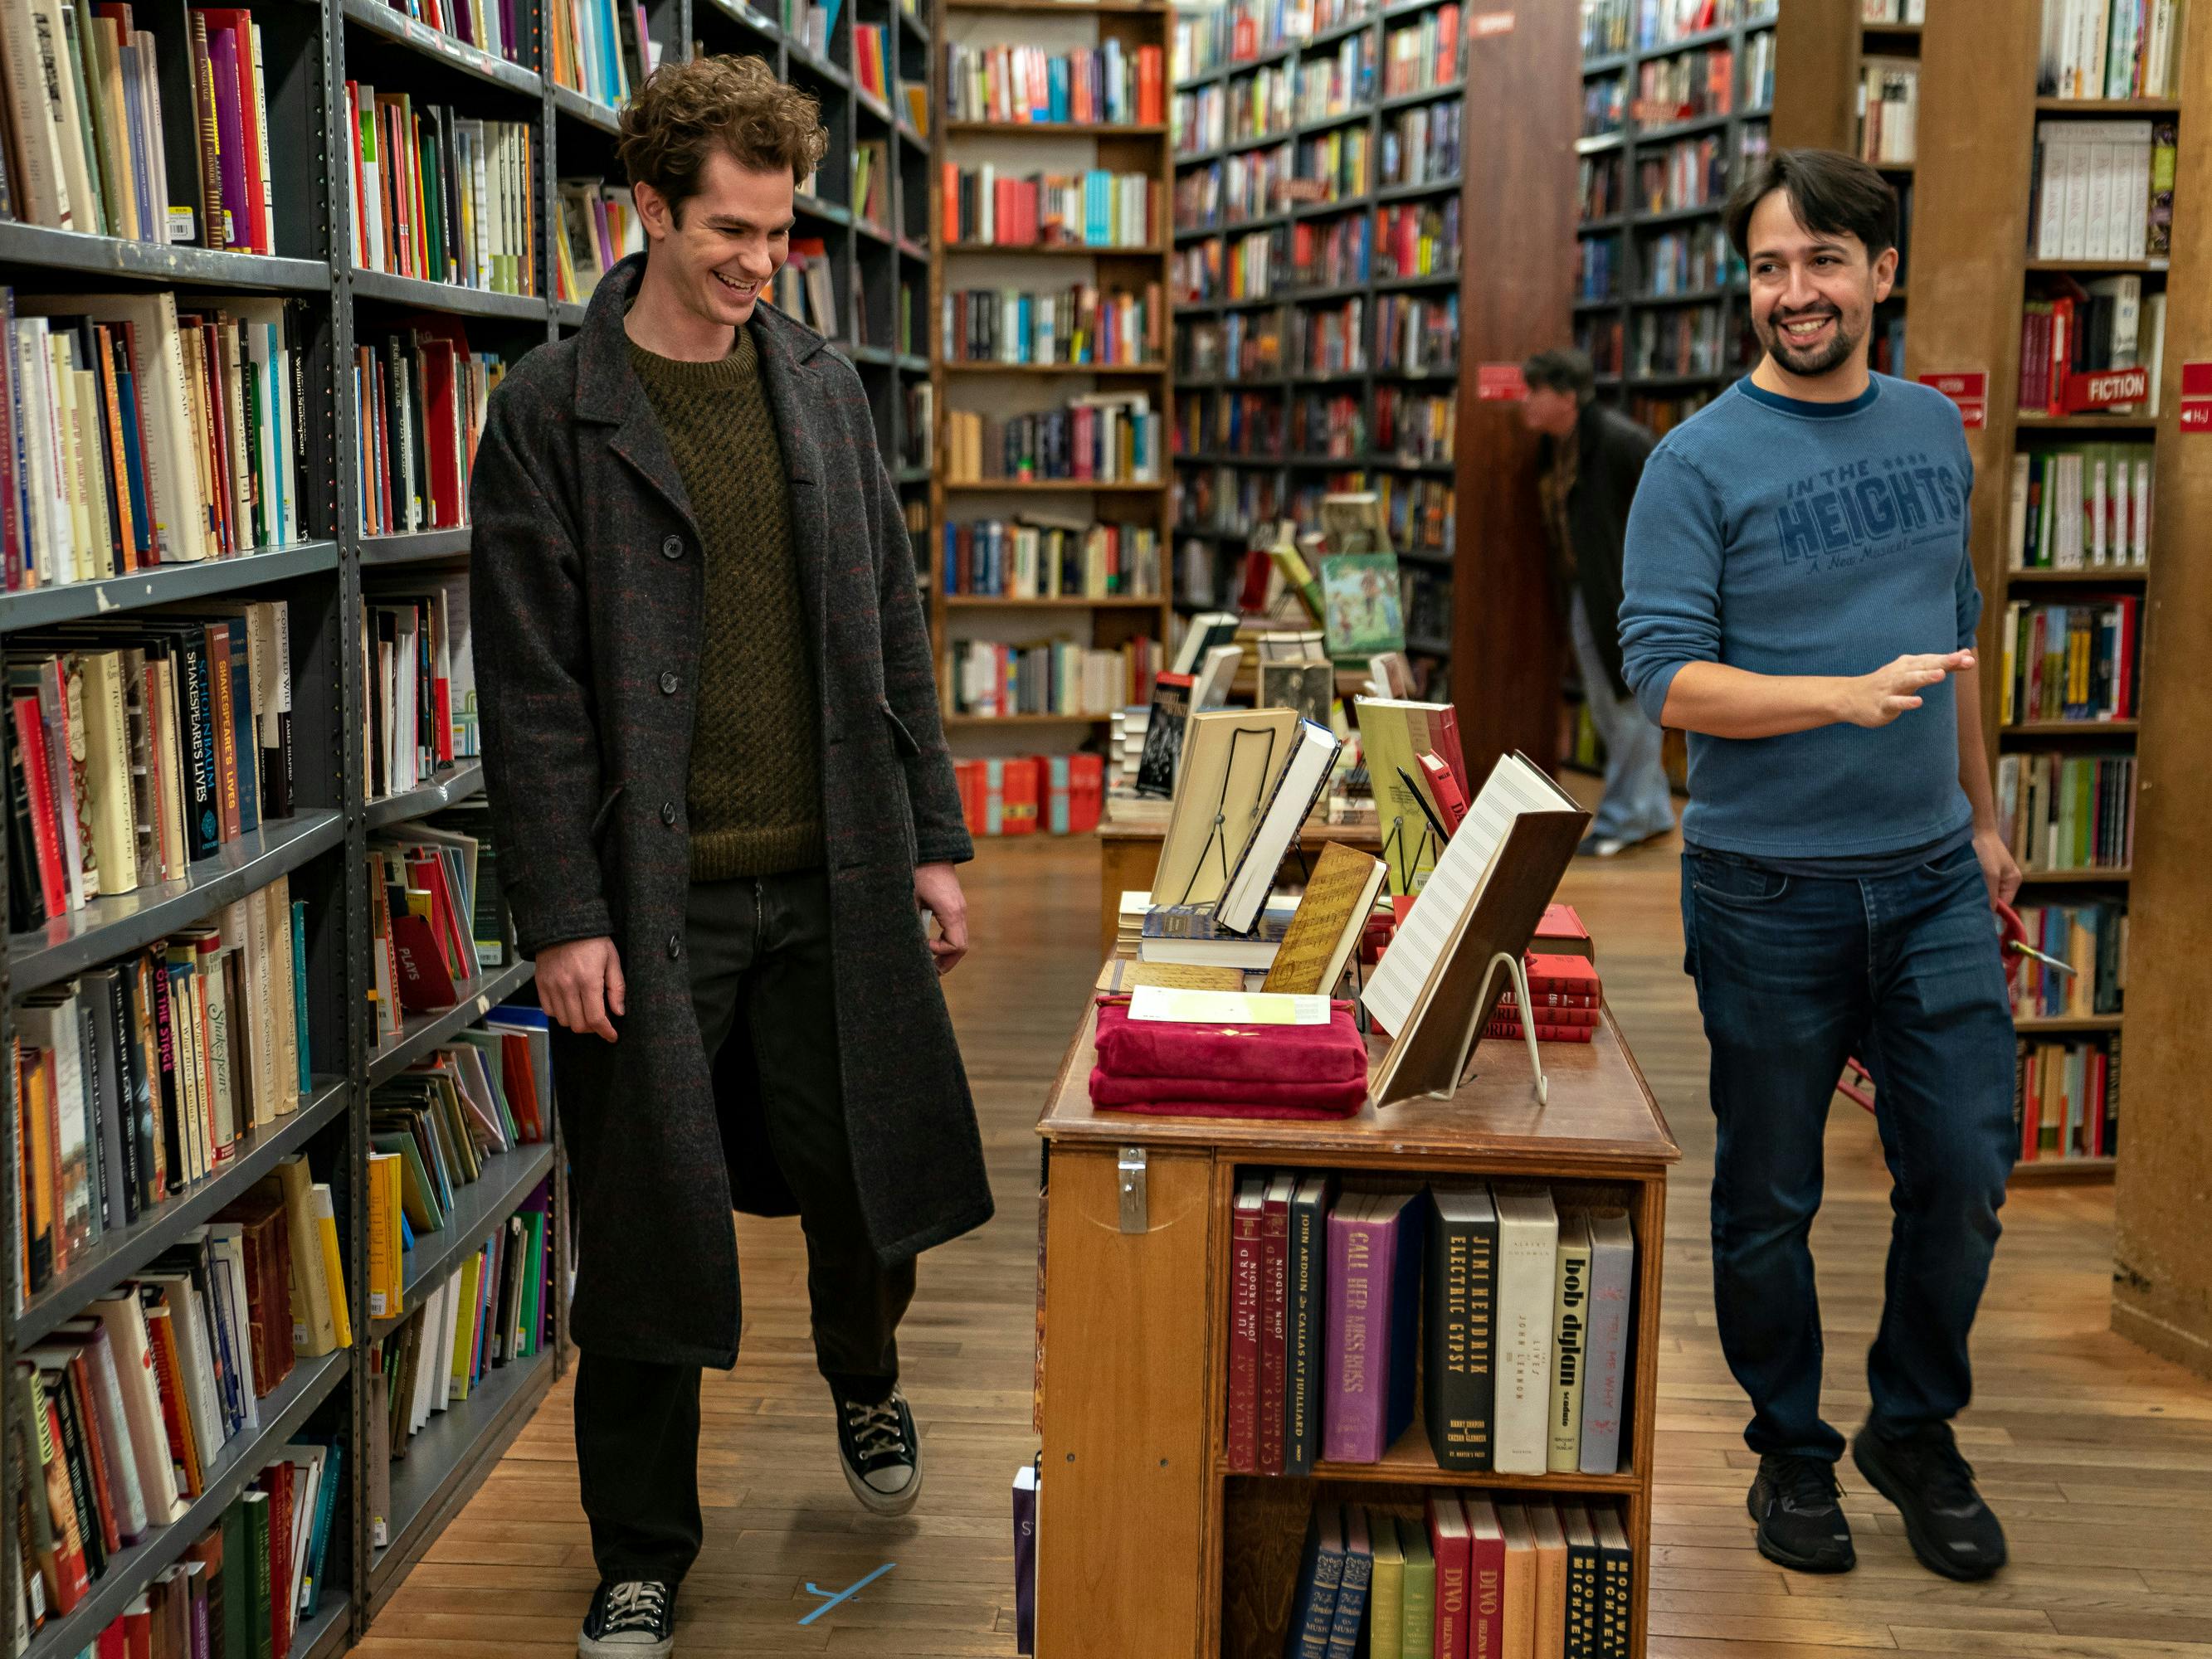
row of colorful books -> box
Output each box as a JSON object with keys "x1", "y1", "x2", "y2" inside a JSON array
[
  {"x1": 2007, "y1": 443, "x2": 2153, "y2": 570},
  {"x1": 939, "y1": 518, "x2": 1160, "y2": 601},
  {"x1": 767, "y1": 238, "x2": 840, "y2": 339},
  {"x1": 2011, "y1": 899, "x2": 2124, "y2": 1022},
  {"x1": 359, "y1": 581, "x2": 475, "y2": 804},
  {"x1": 941, "y1": 284, "x2": 1166, "y2": 368},
  {"x1": 353, "y1": 319, "x2": 504, "y2": 539},
  {"x1": 943, "y1": 396, "x2": 1162, "y2": 487},
  {"x1": 1229, "y1": 1179, "x2": 1635, "y2": 1477},
  {"x1": 5, "y1": 289, "x2": 309, "y2": 588},
  {"x1": 1997, "y1": 750, "x2": 2134, "y2": 874},
  {"x1": 1284, "y1": 1495, "x2": 1633, "y2": 1659},
  {"x1": 7, "y1": 608, "x2": 297, "y2": 929},
  {"x1": 363, "y1": 0, "x2": 522, "y2": 63},
  {"x1": 365, "y1": 1012, "x2": 551, "y2": 1324},
  {"x1": 2018, "y1": 1034, "x2": 2119, "y2": 1163},
  {"x1": 1996, "y1": 596, "x2": 2141, "y2": 726},
  {"x1": 368, "y1": 1180, "x2": 553, "y2": 1546},
  {"x1": 548, "y1": 0, "x2": 658, "y2": 109},
  {"x1": 952, "y1": 754, "x2": 1106, "y2": 838},
  {"x1": 940, "y1": 166, "x2": 1160, "y2": 250},
  {"x1": 2017, "y1": 278, "x2": 2165, "y2": 419},
  {"x1": 0, "y1": 2, "x2": 277, "y2": 252},
  {"x1": 343, "y1": 86, "x2": 538, "y2": 298},
  {"x1": 943, "y1": 41, "x2": 1167, "y2": 127},
  {"x1": 944, "y1": 637, "x2": 1162, "y2": 721},
  {"x1": 13, "y1": 1168, "x2": 348, "y2": 1629},
  {"x1": 366, "y1": 810, "x2": 509, "y2": 1049},
  {"x1": 12, "y1": 879, "x2": 314, "y2": 1305},
  {"x1": 2038, "y1": 0, "x2": 2188, "y2": 100}
]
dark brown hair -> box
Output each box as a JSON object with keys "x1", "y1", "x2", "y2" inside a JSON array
[
  {"x1": 1523, "y1": 348, "x2": 1596, "y2": 401},
  {"x1": 1724, "y1": 148, "x2": 1899, "y2": 260},
  {"x1": 617, "y1": 55, "x2": 831, "y2": 214}
]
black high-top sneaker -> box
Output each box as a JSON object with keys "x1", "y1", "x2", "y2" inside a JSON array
[
  {"x1": 836, "y1": 1386, "x2": 923, "y2": 1515},
  {"x1": 578, "y1": 1579, "x2": 675, "y2": 1657}
]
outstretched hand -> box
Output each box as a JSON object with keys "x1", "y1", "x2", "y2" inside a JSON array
[{"x1": 1842, "y1": 650, "x2": 1974, "y2": 727}]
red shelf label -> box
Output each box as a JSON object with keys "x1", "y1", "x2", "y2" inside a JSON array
[
  {"x1": 1477, "y1": 363, "x2": 1527, "y2": 401},
  {"x1": 2180, "y1": 361, "x2": 2212, "y2": 431},
  {"x1": 1917, "y1": 369, "x2": 1987, "y2": 428},
  {"x1": 2064, "y1": 364, "x2": 2150, "y2": 412}
]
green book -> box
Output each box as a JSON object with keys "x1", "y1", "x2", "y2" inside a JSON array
[
  {"x1": 1367, "y1": 1512, "x2": 1405, "y2": 1659},
  {"x1": 1400, "y1": 1519, "x2": 1435, "y2": 1657},
  {"x1": 241, "y1": 1487, "x2": 273, "y2": 1659},
  {"x1": 218, "y1": 1497, "x2": 250, "y2": 1659},
  {"x1": 519, "y1": 1210, "x2": 548, "y2": 1360}
]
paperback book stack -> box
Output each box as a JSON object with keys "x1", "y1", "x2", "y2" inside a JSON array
[
  {"x1": 364, "y1": 1008, "x2": 551, "y2": 1321},
  {"x1": 1225, "y1": 1180, "x2": 1635, "y2": 1478},
  {"x1": 12, "y1": 1162, "x2": 348, "y2": 1637},
  {"x1": 365, "y1": 1178, "x2": 553, "y2": 1547},
  {"x1": 1485, "y1": 953, "x2": 1602, "y2": 1046},
  {"x1": 13, "y1": 893, "x2": 315, "y2": 1300},
  {"x1": 4, "y1": 291, "x2": 310, "y2": 588},
  {"x1": 7, "y1": 608, "x2": 298, "y2": 927},
  {"x1": 1282, "y1": 1494, "x2": 1633, "y2": 1659},
  {"x1": 344, "y1": 88, "x2": 538, "y2": 297}
]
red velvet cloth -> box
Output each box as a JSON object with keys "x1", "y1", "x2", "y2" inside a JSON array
[
  {"x1": 1087, "y1": 997, "x2": 1372, "y2": 1119},
  {"x1": 1090, "y1": 997, "x2": 1369, "y2": 1083}
]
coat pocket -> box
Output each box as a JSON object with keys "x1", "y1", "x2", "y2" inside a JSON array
[
  {"x1": 879, "y1": 697, "x2": 922, "y2": 759},
  {"x1": 589, "y1": 783, "x2": 626, "y2": 847}
]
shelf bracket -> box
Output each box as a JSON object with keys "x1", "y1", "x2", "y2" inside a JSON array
[{"x1": 1118, "y1": 1146, "x2": 1148, "y2": 1233}]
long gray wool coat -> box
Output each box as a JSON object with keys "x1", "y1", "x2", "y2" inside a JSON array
[{"x1": 468, "y1": 252, "x2": 993, "y2": 1369}]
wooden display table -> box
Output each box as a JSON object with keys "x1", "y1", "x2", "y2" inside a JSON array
[
  {"x1": 1033, "y1": 986, "x2": 1679, "y2": 1657},
  {"x1": 1094, "y1": 808, "x2": 1386, "y2": 959}
]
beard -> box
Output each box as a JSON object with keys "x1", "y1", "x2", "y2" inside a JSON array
[{"x1": 1755, "y1": 303, "x2": 1862, "y2": 377}]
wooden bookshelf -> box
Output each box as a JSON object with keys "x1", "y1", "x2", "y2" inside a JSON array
[
  {"x1": 1032, "y1": 988, "x2": 1679, "y2": 1656},
  {"x1": 1166, "y1": 0, "x2": 1463, "y2": 697},
  {"x1": 0, "y1": 0, "x2": 942, "y2": 1650},
  {"x1": 1576, "y1": 0, "x2": 1781, "y2": 435},
  {"x1": 928, "y1": 0, "x2": 1177, "y2": 735}
]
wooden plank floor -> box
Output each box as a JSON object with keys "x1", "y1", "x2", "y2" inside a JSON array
[{"x1": 358, "y1": 829, "x2": 2212, "y2": 1657}]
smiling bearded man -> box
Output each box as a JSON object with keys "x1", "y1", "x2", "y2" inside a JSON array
[{"x1": 1616, "y1": 148, "x2": 2020, "y2": 1588}]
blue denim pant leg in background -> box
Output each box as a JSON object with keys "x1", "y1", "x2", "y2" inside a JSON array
[
  {"x1": 1569, "y1": 591, "x2": 1676, "y2": 844},
  {"x1": 1681, "y1": 842, "x2": 2016, "y2": 1462}
]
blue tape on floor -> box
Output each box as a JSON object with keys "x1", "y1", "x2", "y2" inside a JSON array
[{"x1": 800, "y1": 1562, "x2": 897, "y2": 1625}]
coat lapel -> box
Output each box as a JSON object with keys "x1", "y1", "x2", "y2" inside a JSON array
[
  {"x1": 573, "y1": 253, "x2": 700, "y2": 541},
  {"x1": 750, "y1": 306, "x2": 831, "y2": 674}
]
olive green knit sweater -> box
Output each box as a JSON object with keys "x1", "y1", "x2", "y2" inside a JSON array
[{"x1": 629, "y1": 327, "x2": 824, "y2": 877}]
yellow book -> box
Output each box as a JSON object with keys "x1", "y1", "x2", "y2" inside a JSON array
[
  {"x1": 1262, "y1": 841, "x2": 1387, "y2": 995},
  {"x1": 313, "y1": 1181, "x2": 353, "y2": 1348},
  {"x1": 268, "y1": 1155, "x2": 338, "y2": 1356},
  {"x1": 1096, "y1": 959, "x2": 1246, "y2": 993},
  {"x1": 450, "y1": 1252, "x2": 484, "y2": 1400},
  {"x1": 367, "y1": 1151, "x2": 400, "y2": 1318}
]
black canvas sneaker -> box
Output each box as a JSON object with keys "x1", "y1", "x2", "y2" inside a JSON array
[
  {"x1": 1852, "y1": 1420, "x2": 2009, "y2": 1581},
  {"x1": 578, "y1": 1579, "x2": 676, "y2": 1657},
  {"x1": 1747, "y1": 1452, "x2": 1857, "y2": 1573},
  {"x1": 836, "y1": 1387, "x2": 924, "y2": 1515}
]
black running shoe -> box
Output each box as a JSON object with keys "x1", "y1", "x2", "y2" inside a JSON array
[
  {"x1": 1852, "y1": 1421, "x2": 2008, "y2": 1581},
  {"x1": 1747, "y1": 1452, "x2": 1857, "y2": 1573},
  {"x1": 836, "y1": 1387, "x2": 923, "y2": 1515},
  {"x1": 578, "y1": 1579, "x2": 675, "y2": 1657}
]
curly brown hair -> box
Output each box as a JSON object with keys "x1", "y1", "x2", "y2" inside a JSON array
[{"x1": 617, "y1": 55, "x2": 831, "y2": 216}]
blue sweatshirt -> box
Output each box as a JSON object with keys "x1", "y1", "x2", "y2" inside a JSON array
[{"x1": 1618, "y1": 374, "x2": 1981, "y2": 863}]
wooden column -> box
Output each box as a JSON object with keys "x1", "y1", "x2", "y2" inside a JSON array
[
  {"x1": 2112, "y1": 11, "x2": 2212, "y2": 1382},
  {"x1": 1898, "y1": 2, "x2": 2039, "y2": 734},
  {"x1": 1452, "y1": 0, "x2": 1578, "y2": 774},
  {"x1": 1769, "y1": 0, "x2": 1859, "y2": 153}
]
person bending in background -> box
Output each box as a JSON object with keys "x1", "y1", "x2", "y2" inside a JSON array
[
  {"x1": 1619, "y1": 148, "x2": 2019, "y2": 1584},
  {"x1": 1519, "y1": 348, "x2": 1676, "y2": 856}
]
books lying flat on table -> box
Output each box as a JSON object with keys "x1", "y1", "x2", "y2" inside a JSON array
[
  {"x1": 14, "y1": 879, "x2": 313, "y2": 1300},
  {"x1": 1230, "y1": 1175, "x2": 1635, "y2": 1480},
  {"x1": 1140, "y1": 898, "x2": 1297, "y2": 969},
  {"x1": 1488, "y1": 951, "x2": 1605, "y2": 1044},
  {"x1": 1284, "y1": 1493, "x2": 1633, "y2": 1659}
]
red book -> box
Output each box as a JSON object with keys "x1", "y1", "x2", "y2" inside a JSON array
[
  {"x1": 1496, "y1": 1003, "x2": 1598, "y2": 1027},
  {"x1": 1533, "y1": 903, "x2": 1594, "y2": 961},
  {"x1": 1465, "y1": 1497, "x2": 1504, "y2": 1658},
  {"x1": 499, "y1": 1030, "x2": 543, "y2": 1141},
  {"x1": 387, "y1": 911, "x2": 459, "y2": 1011},
  {"x1": 1257, "y1": 1173, "x2": 1294, "y2": 1476},
  {"x1": 1225, "y1": 1179, "x2": 1264, "y2": 1474},
  {"x1": 1429, "y1": 1492, "x2": 1471, "y2": 1658},
  {"x1": 1523, "y1": 952, "x2": 1601, "y2": 999},
  {"x1": 1000, "y1": 757, "x2": 1040, "y2": 835},
  {"x1": 261, "y1": 1460, "x2": 295, "y2": 1657},
  {"x1": 14, "y1": 693, "x2": 68, "y2": 921},
  {"x1": 97, "y1": 1617, "x2": 126, "y2": 1657},
  {"x1": 1504, "y1": 991, "x2": 1598, "y2": 1010},
  {"x1": 1486, "y1": 1019, "x2": 1596, "y2": 1044},
  {"x1": 1068, "y1": 752, "x2": 1104, "y2": 833}
]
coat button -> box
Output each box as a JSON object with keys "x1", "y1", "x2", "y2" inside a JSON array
[
  {"x1": 661, "y1": 535, "x2": 685, "y2": 560},
  {"x1": 660, "y1": 800, "x2": 677, "y2": 825},
  {"x1": 667, "y1": 932, "x2": 682, "y2": 959},
  {"x1": 659, "y1": 670, "x2": 679, "y2": 694}
]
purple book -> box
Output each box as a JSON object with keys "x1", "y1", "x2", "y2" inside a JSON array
[
  {"x1": 1013, "y1": 1463, "x2": 1038, "y2": 1652},
  {"x1": 207, "y1": 28, "x2": 250, "y2": 252},
  {"x1": 1323, "y1": 1190, "x2": 1425, "y2": 1463}
]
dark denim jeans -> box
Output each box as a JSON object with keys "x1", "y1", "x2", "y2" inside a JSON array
[{"x1": 1680, "y1": 839, "x2": 2016, "y2": 1462}]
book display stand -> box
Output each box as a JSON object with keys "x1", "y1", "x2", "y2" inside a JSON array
[
  {"x1": 1032, "y1": 969, "x2": 1679, "y2": 1656},
  {"x1": 0, "y1": 1, "x2": 935, "y2": 1652}
]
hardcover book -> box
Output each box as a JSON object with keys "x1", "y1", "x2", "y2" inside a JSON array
[
  {"x1": 1320, "y1": 552, "x2": 1405, "y2": 659},
  {"x1": 1322, "y1": 1190, "x2": 1423, "y2": 1464},
  {"x1": 1225, "y1": 1178, "x2": 1264, "y2": 1474},
  {"x1": 1367, "y1": 1511, "x2": 1405, "y2": 1659},
  {"x1": 1400, "y1": 1517, "x2": 1435, "y2": 1657},
  {"x1": 1550, "y1": 1211, "x2": 1593, "y2": 1473},
  {"x1": 1130, "y1": 670, "x2": 1193, "y2": 800},
  {"x1": 1261, "y1": 842, "x2": 1387, "y2": 997},
  {"x1": 1529, "y1": 1501, "x2": 1569, "y2": 1659},
  {"x1": 1326, "y1": 1505, "x2": 1372, "y2": 1658},
  {"x1": 1492, "y1": 1185, "x2": 1560, "y2": 1474},
  {"x1": 1285, "y1": 1504, "x2": 1346, "y2": 1659},
  {"x1": 1284, "y1": 1174, "x2": 1334, "y2": 1476},
  {"x1": 1258, "y1": 1173, "x2": 1294, "y2": 1476},
  {"x1": 1464, "y1": 1496, "x2": 1504, "y2": 1659},
  {"x1": 1149, "y1": 708, "x2": 1298, "y2": 907},
  {"x1": 1561, "y1": 1504, "x2": 1600, "y2": 1659},
  {"x1": 1497, "y1": 1502, "x2": 1537, "y2": 1659},
  {"x1": 1426, "y1": 1492, "x2": 1469, "y2": 1659},
  {"x1": 1422, "y1": 1184, "x2": 1498, "y2": 1472},
  {"x1": 1593, "y1": 1507, "x2": 1633, "y2": 1659},
  {"x1": 1579, "y1": 1208, "x2": 1635, "y2": 1476}
]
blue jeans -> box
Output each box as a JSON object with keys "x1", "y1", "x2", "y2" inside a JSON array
[
  {"x1": 1680, "y1": 840, "x2": 2016, "y2": 1462},
  {"x1": 1569, "y1": 592, "x2": 1674, "y2": 844}
]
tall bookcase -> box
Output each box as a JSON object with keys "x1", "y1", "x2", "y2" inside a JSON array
[
  {"x1": 1576, "y1": 0, "x2": 1777, "y2": 436},
  {"x1": 927, "y1": 0, "x2": 1176, "y2": 752},
  {"x1": 0, "y1": 1, "x2": 935, "y2": 1653},
  {"x1": 1165, "y1": 0, "x2": 1463, "y2": 695}
]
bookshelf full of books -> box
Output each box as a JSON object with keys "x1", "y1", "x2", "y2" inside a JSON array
[
  {"x1": 1167, "y1": 0, "x2": 1463, "y2": 695},
  {"x1": 1576, "y1": 0, "x2": 1778, "y2": 436},
  {"x1": 926, "y1": 0, "x2": 1175, "y2": 740}
]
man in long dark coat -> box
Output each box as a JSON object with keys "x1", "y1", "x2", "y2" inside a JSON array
[{"x1": 469, "y1": 53, "x2": 992, "y2": 1659}]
